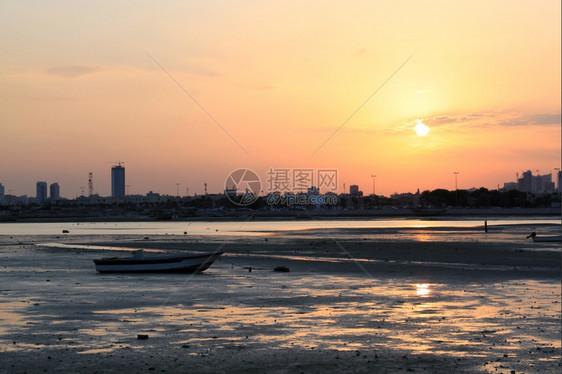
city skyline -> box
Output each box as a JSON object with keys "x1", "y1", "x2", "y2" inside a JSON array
[
  {"x1": 1, "y1": 166, "x2": 560, "y2": 201},
  {"x1": 1, "y1": 2, "x2": 560, "y2": 197}
]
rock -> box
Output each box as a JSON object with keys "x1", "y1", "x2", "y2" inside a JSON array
[
  {"x1": 273, "y1": 266, "x2": 290, "y2": 272},
  {"x1": 137, "y1": 334, "x2": 149, "y2": 340}
]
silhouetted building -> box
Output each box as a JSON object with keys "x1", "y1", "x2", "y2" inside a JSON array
[
  {"x1": 36, "y1": 181, "x2": 48, "y2": 203},
  {"x1": 50, "y1": 183, "x2": 60, "y2": 201},
  {"x1": 350, "y1": 184, "x2": 363, "y2": 197},
  {"x1": 517, "y1": 170, "x2": 533, "y2": 193},
  {"x1": 0, "y1": 182, "x2": 4, "y2": 204},
  {"x1": 535, "y1": 173, "x2": 554, "y2": 194},
  {"x1": 224, "y1": 187, "x2": 237, "y2": 199},
  {"x1": 502, "y1": 182, "x2": 518, "y2": 191},
  {"x1": 111, "y1": 165, "x2": 126, "y2": 201},
  {"x1": 307, "y1": 186, "x2": 319, "y2": 195},
  {"x1": 558, "y1": 171, "x2": 562, "y2": 196},
  {"x1": 512, "y1": 170, "x2": 555, "y2": 195}
]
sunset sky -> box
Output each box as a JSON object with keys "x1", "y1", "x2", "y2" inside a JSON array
[{"x1": 1, "y1": 1, "x2": 560, "y2": 197}]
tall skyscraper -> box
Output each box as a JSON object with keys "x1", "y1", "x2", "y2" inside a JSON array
[
  {"x1": 111, "y1": 164, "x2": 125, "y2": 201},
  {"x1": 36, "y1": 181, "x2": 48, "y2": 203},
  {"x1": 50, "y1": 183, "x2": 60, "y2": 201},
  {"x1": 0, "y1": 182, "x2": 4, "y2": 204},
  {"x1": 517, "y1": 170, "x2": 533, "y2": 193}
]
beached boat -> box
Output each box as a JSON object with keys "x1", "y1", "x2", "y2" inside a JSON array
[
  {"x1": 527, "y1": 232, "x2": 562, "y2": 243},
  {"x1": 93, "y1": 250, "x2": 223, "y2": 273}
]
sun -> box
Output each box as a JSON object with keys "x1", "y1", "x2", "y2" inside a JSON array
[{"x1": 414, "y1": 120, "x2": 430, "y2": 136}]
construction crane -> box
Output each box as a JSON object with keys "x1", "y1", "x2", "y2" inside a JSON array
[{"x1": 106, "y1": 161, "x2": 125, "y2": 167}]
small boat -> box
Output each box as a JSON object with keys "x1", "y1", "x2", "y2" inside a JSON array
[
  {"x1": 93, "y1": 250, "x2": 223, "y2": 273},
  {"x1": 526, "y1": 232, "x2": 562, "y2": 243}
]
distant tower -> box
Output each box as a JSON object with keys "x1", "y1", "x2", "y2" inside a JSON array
[
  {"x1": 36, "y1": 181, "x2": 48, "y2": 203},
  {"x1": 88, "y1": 172, "x2": 94, "y2": 196},
  {"x1": 111, "y1": 163, "x2": 126, "y2": 201},
  {"x1": 50, "y1": 183, "x2": 60, "y2": 202},
  {"x1": 0, "y1": 182, "x2": 4, "y2": 204},
  {"x1": 558, "y1": 170, "x2": 562, "y2": 197},
  {"x1": 204, "y1": 183, "x2": 208, "y2": 195}
]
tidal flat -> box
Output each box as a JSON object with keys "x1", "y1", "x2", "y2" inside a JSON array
[{"x1": 0, "y1": 223, "x2": 560, "y2": 373}]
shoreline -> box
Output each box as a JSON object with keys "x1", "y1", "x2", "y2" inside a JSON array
[{"x1": 1, "y1": 207, "x2": 561, "y2": 224}]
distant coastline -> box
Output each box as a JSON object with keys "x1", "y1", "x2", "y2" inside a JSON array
[{"x1": 1, "y1": 207, "x2": 560, "y2": 224}]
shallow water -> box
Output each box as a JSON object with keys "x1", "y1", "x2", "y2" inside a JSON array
[
  {"x1": 0, "y1": 217, "x2": 559, "y2": 236},
  {"x1": 1, "y1": 255, "x2": 559, "y2": 372},
  {"x1": 0, "y1": 222, "x2": 560, "y2": 372}
]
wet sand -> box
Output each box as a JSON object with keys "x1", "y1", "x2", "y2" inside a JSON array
[{"x1": 0, "y1": 225, "x2": 560, "y2": 373}]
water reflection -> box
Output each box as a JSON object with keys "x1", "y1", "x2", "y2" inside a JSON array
[
  {"x1": 1, "y1": 218, "x2": 559, "y2": 236},
  {"x1": 416, "y1": 283, "x2": 431, "y2": 297},
  {"x1": 413, "y1": 232, "x2": 433, "y2": 242},
  {"x1": 1, "y1": 268, "x2": 559, "y2": 371}
]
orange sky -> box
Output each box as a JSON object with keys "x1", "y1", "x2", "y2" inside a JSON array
[{"x1": 1, "y1": 1, "x2": 560, "y2": 197}]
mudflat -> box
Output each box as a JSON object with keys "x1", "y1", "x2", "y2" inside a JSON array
[{"x1": 0, "y1": 223, "x2": 560, "y2": 373}]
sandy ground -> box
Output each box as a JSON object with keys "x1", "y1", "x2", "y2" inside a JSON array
[{"x1": 0, "y1": 224, "x2": 560, "y2": 373}]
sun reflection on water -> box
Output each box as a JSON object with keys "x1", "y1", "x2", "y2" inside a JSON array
[
  {"x1": 416, "y1": 283, "x2": 431, "y2": 297},
  {"x1": 1, "y1": 269, "x2": 559, "y2": 371}
]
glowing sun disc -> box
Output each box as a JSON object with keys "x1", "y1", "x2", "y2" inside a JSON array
[{"x1": 414, "y1": 121, "x2": 430, "y2": 136}]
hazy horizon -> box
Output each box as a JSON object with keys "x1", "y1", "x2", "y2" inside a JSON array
[{"x1": 1, "y1": 1, "x2": 560, "y2": 197}]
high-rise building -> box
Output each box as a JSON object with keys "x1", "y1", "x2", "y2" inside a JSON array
[
  {"x1": 111, "y1": 165, "x2": 125, "y2": 201},
  {"x1": 536, "y1": 173, "x2": 554, "y2": 194},
  {"x1": 36, "y1": 181, "x2": 48, "y2": 203},
  {"x1": 0, "y1": 183, "x2": 4, "y2": 204},
  {"x1": 515, "y1": 170, "x2": 556, "y2": 195},
  {"x1": 50, "y1": 183, "x2": 60, "y2": 201},
  {"x1": 517, "y1": 170, "x2": 533, "y2": 193}
]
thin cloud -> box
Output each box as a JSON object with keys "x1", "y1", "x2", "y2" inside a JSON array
[
  {"x1": 44, "y1": 65, "x2": 102, "y2": 78},
  {"x1": 423, "y1": 112, "x2": 498, "y2": 128},
  {"x1": 188, "y1": 67, "x2": 221, "y2": 78},
  {"x1": 391, "y1": 110, "x2": 560, "y2": 134},
  {"x1": 499, "y1": 113, "x2": 561, "y2": 127},
  {"x1": 408, "y1": 111, "x2": 560, "y2": 131}
]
